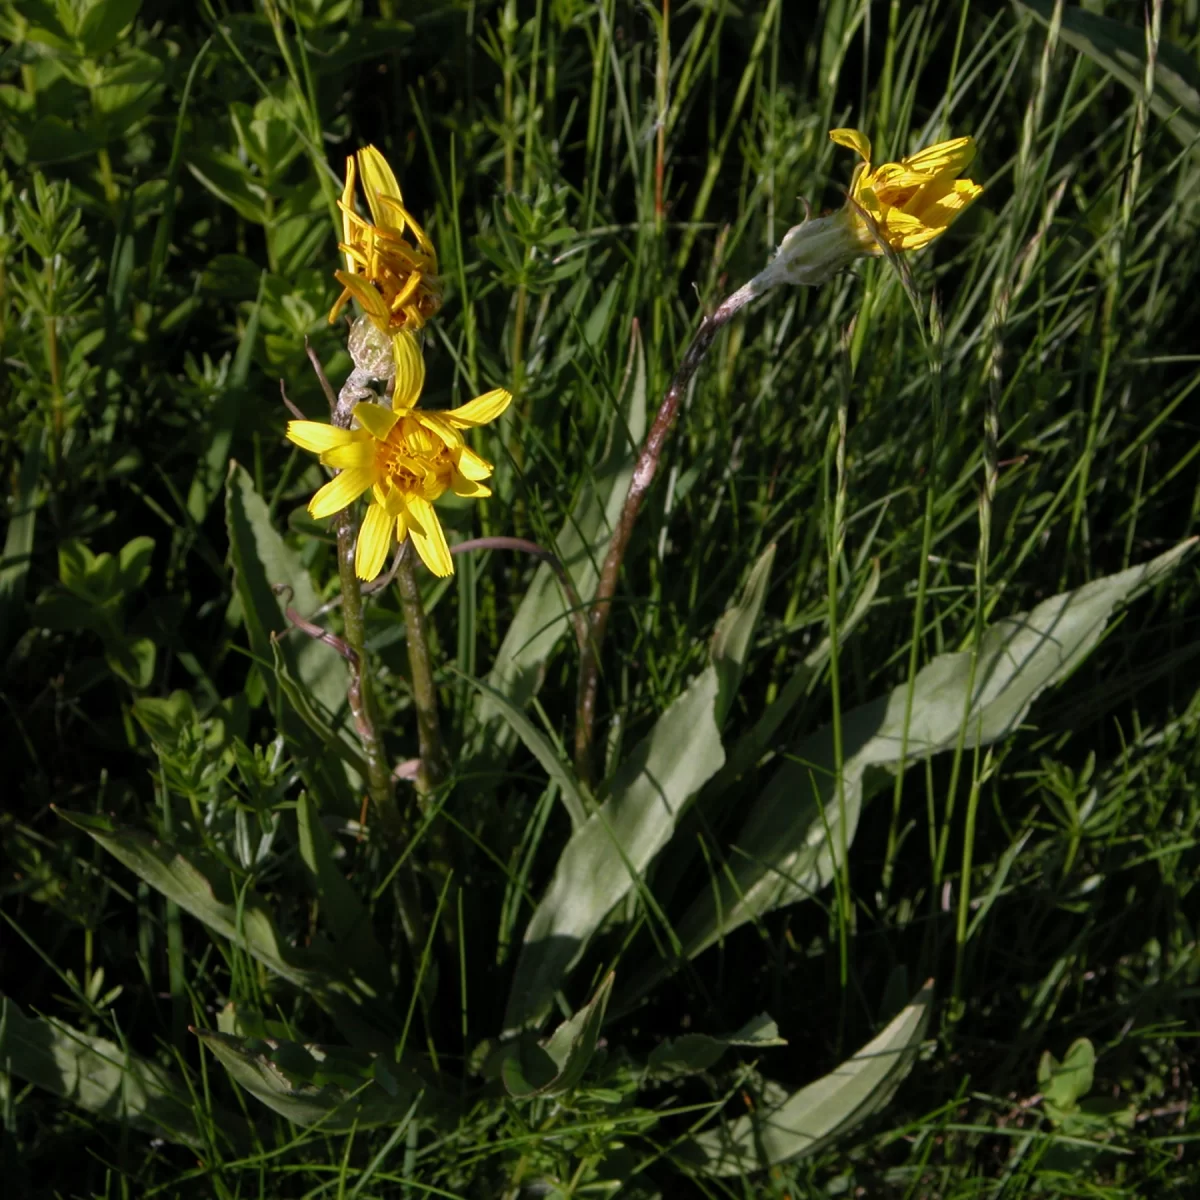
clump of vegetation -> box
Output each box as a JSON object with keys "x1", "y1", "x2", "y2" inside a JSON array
[{"x1": 2, "y1": 1, "x2": 1198, "y2": 1196}]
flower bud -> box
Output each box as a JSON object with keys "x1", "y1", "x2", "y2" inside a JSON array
[{"x1": 347, "y1": 314, "x2": 397, "y2": 380}]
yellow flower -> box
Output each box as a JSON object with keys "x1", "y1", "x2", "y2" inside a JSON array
[
  {"x1": 288, "y1": 334, "x2": 512, "y2": 580},
  {"x1": 745, "y1": 127, "x2": 983, "y2": 295},
  {"x1": 830, "y1": 127, "x2": 983, "y2": 254},
  {"x1": 330, "y1": 146, "x2": 442, "y2": 335}
]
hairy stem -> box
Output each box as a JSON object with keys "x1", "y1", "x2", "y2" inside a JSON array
[
  {"x1": 332, "y1": 510, "x2": 403, "y2": 833},
  {"x1": 305, "y1": 341, "x2": 402, "y2": 839},
  {"x1": 573, "y1": 284, "x2": 754, "y2": 783},
  {"x1": 395, "y1": 547, "x2": 448, "y2": 798}
]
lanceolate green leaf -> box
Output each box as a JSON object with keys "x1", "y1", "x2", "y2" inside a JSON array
[
  {"x1": 501, "y1": 972, "x2": 615, "y2": 1099},
  {"x1": 710, "y1": 544, "x2": 776, "y2": 728},
  {"x1": 502, "y1": 548, "x2": 780, "y2": 1032},
  {"x1": 0, "y1": 994, "x2": 243, "y2": 1148},
  {"x1": 188, "y1": 276, "x2": 263, "y2": 524},
  {"x1": 647, "y1": 1011, "x2": 787, "y2": 1080},
  {"x1": 710, "y1": 557, "x2": 880, "y2": 797},
  {"x1": 294, "y1": 792, "x2": 391, "y2": 999},
  {"x1": 674, "y1": 542, "x2": 1194, "y2": 960},
  {"x1": 681, "y1": 981, "x2": 934, "y2": 1174},
  {"x1": 56, "y1": 810, "x2": 387, "y2": 1027},
  {"x1": 225, "y1": 463, "x2": 359, "y2": 809},
  {"x1": 225, "y1": 462, "x2": 347, "y2": 727},
  {"x1": 503, "y1": 667, "x2": 725, "y2": 1034},
  {"x1": 458, "y1": 670, "x2": 590, "y2": 830},
  {"x1": 195, "y1": 1030, "x2": 440, "y2": 1131}
]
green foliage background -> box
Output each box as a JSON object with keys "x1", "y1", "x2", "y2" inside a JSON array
[{"x1": 2, "y1": 0, "x2": 1199, "y2": 1195}]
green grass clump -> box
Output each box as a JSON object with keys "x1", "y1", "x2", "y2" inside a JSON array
[{"x1": 2, "y1": 1, "x2": 1199, "y2": 1196}]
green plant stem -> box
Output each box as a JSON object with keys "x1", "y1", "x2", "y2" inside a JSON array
[
  {"x1": 509, "y1": 274, "x2": 529, "y2": 469},
  {"x1": 333, "y1": 509, "x2": 403, "y2": 840},
  {"x1": 952, "y1": 746, "x2": 986, "y2": 1016},
  {"x1": 157, "y1": 768, "x2": 187, "y2": 1050},
  {"x1": 502, "y1": 0, "x2": 516, "y2": 193},
  {"x1": 306, "y1": 343, "x2": 402, "y2": 842},
  {"x1": 307, "y1": 344, "x2": 429, "y2": 961},
  {"x1": 827, "y1": 338, "x2": 852, "y2": 1001},
  {"x1": 96, "y1": 147, "x2": 118, "y2": 212},
  {"x1": 654, "y1": 0, "x2": 669, "y2": 237},
  {"x1": 395, "y1": 547, "x2": 447, "y2": 799}
]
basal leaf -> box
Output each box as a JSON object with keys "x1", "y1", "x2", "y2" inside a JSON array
[
  {"x1": 709, "y1": 557, "x2": 880, "y2": 799},
  {"x1": 189, "y1": 279, "x2": 263, "y2": 524},
  {"x1": 457, "y1": 669, "x2": 590, "y2": 830},
  {"x1": 647, "y1": 1012, "x2": 787, "y2": 1080},
  {"x1": 681, "y1": 981, "x2": 934, "y2": 1174},
  {"x1": 502, "y1": 972, "x2": 614, "y2": 1099},
  {"x1": 675, "y1": 542, "x2": 1194, "y2": 959},
  {"x1": 56, "y1": 810, "x2": 386, "y2": 1029},
  {"x1": 503, "y1": 667, "x2": 725, "y2": 1034},
  {"x1": 195, "y1": 1030, "x2": 437, "y2": 1131},
  {"x1": 225, "y1": 463, "x2": 359, "y2": 811},
  {"x1": 471, "y1": 325, "x2": 647, "y2": 759},
  {"x1": 294, "y1": 792, "x2": 391, "y2": 999},
  {"x1": 225, "y1": 462, "x2": 345, "y2": 720},
  {"x1": 710, "y1": 544, "x2": 776, "y2": 728},
  {"x1": 0, "y1": 994, "x2": 242, "y2": 1148}
]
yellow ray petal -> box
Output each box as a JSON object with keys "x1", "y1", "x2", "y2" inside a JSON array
[
  {"x1": 388, "y1": 270, "x2": 423, "y2": 317},
  {"x1": 455, "y1": 445, "x2": 494, "y2": 481},
  {"x1": 871, "y1": 163, "x2": 938, "y2": 197},
  {"x1": 417, "y1": 411, "x2": 464, "y2": 450},
  {"x1": 902, "y1": 135, "x2": 976, "y2": 178},
  {"x1": 328, "y1": 285, "x2": 353, "y2": 325},
  {"x1": 945, "y1": 178, "x2": 984, "y2": 208},
  {"x1": 287, "y1": 421, "x2": 357, "y2": 454},
  {"x1": 340, "y1": 156, "x2": 357, "y2": 270},
  {"x1": 446, "y1": 387, "x2": 513, "y2": 428},
  {"x1": 912, "y1": 179, "x2": 983, "y2": 232},
  {"x1": 334, "y1": 271, "x2": 390, "y2": 324},
  {"x1": 451, "y1": 468, "x2": 491, "y2": 498},
  {"x1": 403, "y1": 495, "x2": 453, "y2": 577},
  {"x1": 379, "y1": 196, "x2": 437, "y2": 263},
  {"x1": 322, "y1": 439, "x2": 377, "y2": 470},
  {"x1": 392, "y1": 330, "x2": 426, "y2": 409},
  {"x1": 830, "y1": 127, "x2": 872, "y2": 164},
  {"x1": 354, "y1": 402, "x2": 402, "y2": 441},
  {"x1": 309, "y1": 467, "x2": 375, "y2": 519},
  {"x1": 873, "y1": 207, "x2": 945, "y2": 250},
  {"x1": 355, "y1": 500, "x2": 394, "y2": 581},
  {"x1": 357, "y1": 145, "x2": 403, "y2": 231}
]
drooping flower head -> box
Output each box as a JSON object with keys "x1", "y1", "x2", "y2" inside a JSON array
[
  {"x1": 330, "y1": 146, "x2": 442, "y2": 335},
  {"x1": 288, "y1": 333, "x2": 511, "y2": 580},
  {"x1": 747, "y1": 127, "x2": 983, "y2": 294},
  {"x1": 831, "y1": 127, "x2": 983, "y2": 254}
]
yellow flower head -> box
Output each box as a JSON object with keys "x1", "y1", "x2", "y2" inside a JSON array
[
  {"x1": 288, "y1": 334, "x2": 511, "y2": 580},
  {"x1": 747, "y1": 127, "x2": 983, "y2": 295},
  {"x1": 830, "y1": 127, "x2": 983, "y2": 254},
  {"x1": 330, "y1": 146, "x2": 442, "y2": 335}
]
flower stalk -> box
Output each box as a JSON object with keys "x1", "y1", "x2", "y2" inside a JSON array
[
  {"x1": 573, "y1": 126, "x2": 982, "y2": 783},
  {"x1": 305, "y1": 343, "x2": 405, "y2": 839},
  {"x1": 394, "y1": 545, "x2": 448, "y2": 799},
  {"x1": 574, "y1": 288, "x2": 749, "y2": 783},
  {"x1": 333, "y1": 507, "x2": 404, "y2": 834}
]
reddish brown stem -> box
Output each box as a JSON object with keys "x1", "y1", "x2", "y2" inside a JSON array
[
  {"x1": 451, "y1": 535, "x2": 587, "y2": 655},
  {"x1": 573, "y1": 288, "x2": 747, "y2": 783}
]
